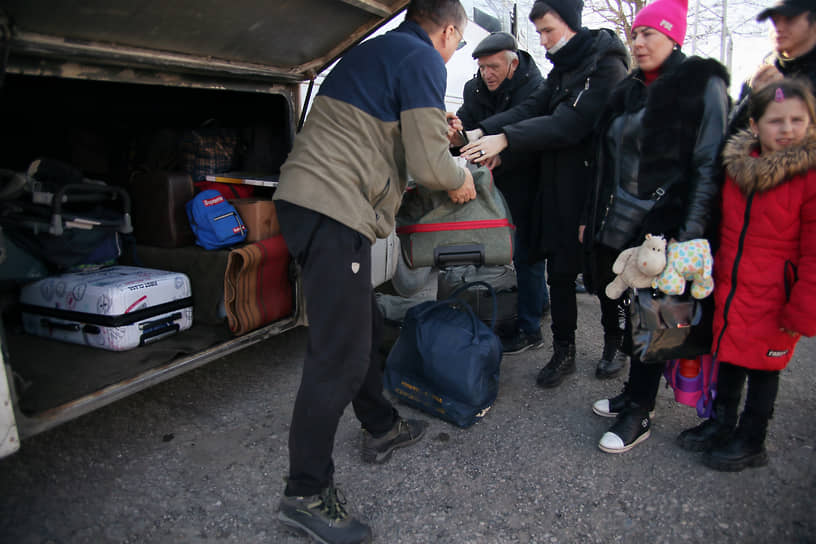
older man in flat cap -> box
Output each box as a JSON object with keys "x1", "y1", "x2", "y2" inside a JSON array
[{"x1": 448, "y1": 32, "x2": 548, "y2": 355}]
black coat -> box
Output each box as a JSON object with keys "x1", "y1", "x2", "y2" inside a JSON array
[
  {"x1": 455, "y1": 50, "x2": 543, "y2": 233},
  {"x1": 478, "y1": 28, "x2": 629, "y2": 279},
  {"x1": 583, "y1": 51, "x2": 730, "y2": 294}
]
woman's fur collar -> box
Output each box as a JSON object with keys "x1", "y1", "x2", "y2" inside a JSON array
[{"x1": 723, "y1": 129, "x2": 816, "y2": 194}]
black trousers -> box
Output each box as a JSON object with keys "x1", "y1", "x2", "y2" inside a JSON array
[
  {"x1": 717, "y1": 361, "x2": 780, "y2": 423},
  {"x1": 593, "y1": 244, "x2": 626, "y2": 338},
  {"x1": 545, "y1": 251, "x2": 578, "y2": 345},
  {"x1": 277, "y1": 201, "x2": 397, "y2": 497}
]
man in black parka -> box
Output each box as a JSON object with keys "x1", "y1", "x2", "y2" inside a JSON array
[
  {"x1": 460, "y1": 0, "x2": 628, "y2": 388},
  {"x1": 450, "y1": 32, "x2": 547, "y2": 353}
]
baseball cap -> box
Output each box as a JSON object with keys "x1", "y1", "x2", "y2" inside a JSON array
[{"x1": 757, "y1": 0, "x2": 816, "y2": 22}]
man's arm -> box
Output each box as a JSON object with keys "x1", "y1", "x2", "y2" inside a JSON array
[
  {"x1": 499, "y1": 55, "x2": 627, "y2": 152},
  {"x1": 477, "y1": 82, "x2": 551, "y2": 135},
  {"x1": 396, "y1": 48, "x2": 468, "y2": 195}
]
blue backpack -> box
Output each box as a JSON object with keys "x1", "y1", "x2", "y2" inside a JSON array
[
  {"x1": 664, "y1": 355, "x2": 719, "y2": 418},
  {"x1": 185, "y1": 189, "x2": 247, "y2": 249}
]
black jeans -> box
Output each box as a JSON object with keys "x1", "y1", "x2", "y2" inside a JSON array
[{"x1": 277, "y1": 201, "x2": 397, "y2": 497}]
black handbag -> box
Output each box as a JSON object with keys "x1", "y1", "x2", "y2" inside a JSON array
[
  {"x1": 597, "y1": 185, "x2": 666, "y2": 251},
  {"x1": 624, "y1": 287, "x2": 713, "y2": 363}
]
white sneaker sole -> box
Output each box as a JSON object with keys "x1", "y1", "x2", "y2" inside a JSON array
[{"x1": 598, "y1": 429, "x2": 651, "y2": 453}]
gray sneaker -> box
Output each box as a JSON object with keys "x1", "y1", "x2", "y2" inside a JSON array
[
  {"x1": 361, "y1": 418, "x2": 428, "y2": 464},
  {"x1": 278, "y1": 484, "x2": 371, "y2": 544}
]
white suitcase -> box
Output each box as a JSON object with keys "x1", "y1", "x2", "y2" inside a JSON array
[{"x1": 20, "y1": 265, "x2": 193, "y2": 351}]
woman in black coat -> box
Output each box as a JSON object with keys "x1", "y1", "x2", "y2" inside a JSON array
[{"x1": 580, "y1": 0, "x2": 729, "y2": 453}]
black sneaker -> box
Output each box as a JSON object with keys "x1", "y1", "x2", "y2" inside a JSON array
[
  {"x1": 598, "y1": 405, "x2": 651, "y2": 453},
  {"x1": 676, "y1": 419, "x2": 735, "y2": 452},
  {"x1": 536, "y1": 343, "x2": 576, "y2": 388},
  {"x1": 501, "y1": 329, "x2": 545, "y2": 355},
  {"x1": 361, "y1": 418, "x2": 428, "y2": 464},
  {"x1": 592, "y1": 391, "x2": 629, "y2": 417},
  {"x1": 279, "y1": 484, "x2": 372, "y2": 544}
]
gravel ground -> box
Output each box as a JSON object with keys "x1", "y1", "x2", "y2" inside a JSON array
[{"x1": 0, "y1": 292, "x2": 814, "y2": 543}]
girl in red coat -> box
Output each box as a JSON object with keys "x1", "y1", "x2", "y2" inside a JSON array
[{"x1": 677, "y1": 79, "x2": 816, "y2": 471}]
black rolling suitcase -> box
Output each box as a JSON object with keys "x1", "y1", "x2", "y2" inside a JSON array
[{"x1": 436, "y1": 264, "x2": 518, "y2": 338}]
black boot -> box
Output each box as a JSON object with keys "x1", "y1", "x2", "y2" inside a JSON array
[
  {"x1": 595, "y1": 334, "x2": 629, "y2": 379},
  {"x1": 536, "y1": 342, "x2": 576, "y2": 388},
  {"x1": 676, "y1": 397, "x2": 738, "y2": 452},
  {"x1": 703, "y1": 411, "x2": 769, "y2": 472}
]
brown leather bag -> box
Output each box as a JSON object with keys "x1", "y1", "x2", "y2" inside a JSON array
[{"x1": 130, "y1": 170, "x2": 195, "y2": 247}]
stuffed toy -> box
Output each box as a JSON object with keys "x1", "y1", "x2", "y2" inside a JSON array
[
  {"x1": 605, "y1": 234, "x2": 667, "y2": 299},
  {"x1": 652, "y1": 238, "x2": 714, "y2": 299}
]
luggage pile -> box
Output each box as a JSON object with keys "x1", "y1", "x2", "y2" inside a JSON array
[{"x1": 0, "y1": 123, "x2": 296, "y2": 351}]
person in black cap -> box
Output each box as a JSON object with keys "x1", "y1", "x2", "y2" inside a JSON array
[
  {"x1": 730, "y1": 0, "x2": 816, "y2": 131},
  {"x1": 448, "y1": 31, "x2": 548, "y2": 354},
  {"x1": 458, "y1": 0, "x2": 629, "y2": 388}
]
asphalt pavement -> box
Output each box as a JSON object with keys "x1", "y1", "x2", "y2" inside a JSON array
[{"x1": 1, "y1": 292, "x2": 814, "y2": 543}]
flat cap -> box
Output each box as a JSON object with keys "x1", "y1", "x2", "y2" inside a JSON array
[
  {"x1": 472, "y1": 32, "x2": 518, "y2": 59},
  {"x1": 757, "y1": 0, "x2": 816, "y2": 22}
]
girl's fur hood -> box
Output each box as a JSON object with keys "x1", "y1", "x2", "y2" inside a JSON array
[{"x1": 723, "y1": 129, "x2": 816, "y2": 194}]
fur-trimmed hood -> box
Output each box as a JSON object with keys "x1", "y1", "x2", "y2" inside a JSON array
[{"x1": 723, "y1": 129, "x2": 816, "y2": 194}]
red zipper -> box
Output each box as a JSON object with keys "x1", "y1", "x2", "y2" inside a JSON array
[{"x1": 397, "y1": 219, "x2": 513, "y2": 234}]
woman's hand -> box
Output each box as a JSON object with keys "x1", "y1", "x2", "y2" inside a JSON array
[
  {"x1": 460, "y1": 134, "x2": 509, "y2": 164},
  {"x1": 750, "y1": 64, "x2": 783, "y2": 91},
  {"x1": 578, "y1": 225, "x2": 585, "y2": 244}
]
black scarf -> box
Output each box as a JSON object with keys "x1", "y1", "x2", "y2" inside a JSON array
[{"x1": 546, "y1": 27, "x2": 593, "y2": 71}]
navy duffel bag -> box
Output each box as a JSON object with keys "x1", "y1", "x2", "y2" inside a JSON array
[{"x1": 384, "y1": 281, "x2": 502, "y2": 428}]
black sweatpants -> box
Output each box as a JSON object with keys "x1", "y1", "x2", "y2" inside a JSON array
[{"x1": 276, "y1": 201, "x2": 398, "y2": 497}]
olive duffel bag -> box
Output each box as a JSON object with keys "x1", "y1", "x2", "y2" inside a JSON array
[{"x1": 395, "y1": 166, "x2": 514, "y2": 268}]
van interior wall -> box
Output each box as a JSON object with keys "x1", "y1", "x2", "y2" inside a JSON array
[
  {"x1": 0, "y1": 74, "x2": 292, "y2": 183},
  {"x1": 0, "y1": 74, "x2": 294, "y2": 417}
]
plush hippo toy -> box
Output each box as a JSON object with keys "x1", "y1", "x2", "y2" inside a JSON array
[{"x1": 605, "y1": 234, "x2": 667, "y2": 299}]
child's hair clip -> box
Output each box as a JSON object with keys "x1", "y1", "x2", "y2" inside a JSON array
[{"x1": 775, "y1": 87, "x2": 785, "y2": 102}]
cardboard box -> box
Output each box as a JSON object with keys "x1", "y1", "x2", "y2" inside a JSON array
[{"x1": 229, "y1": 198, "x2": 279, "y2": 242}]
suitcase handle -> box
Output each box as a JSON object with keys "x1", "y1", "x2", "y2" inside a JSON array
[
  {"x1": 40, "y1": 319, "x2": 80, "y2": 332},
  {"x1": 139, "y1": 323, "x2": 181, "y2": 345},
  {"x1": 434, "y1": 244, "x2": 485, "y2": 267},
  {"x1": 49, "y1": 184, "x2": 133, "y2": 236}
]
